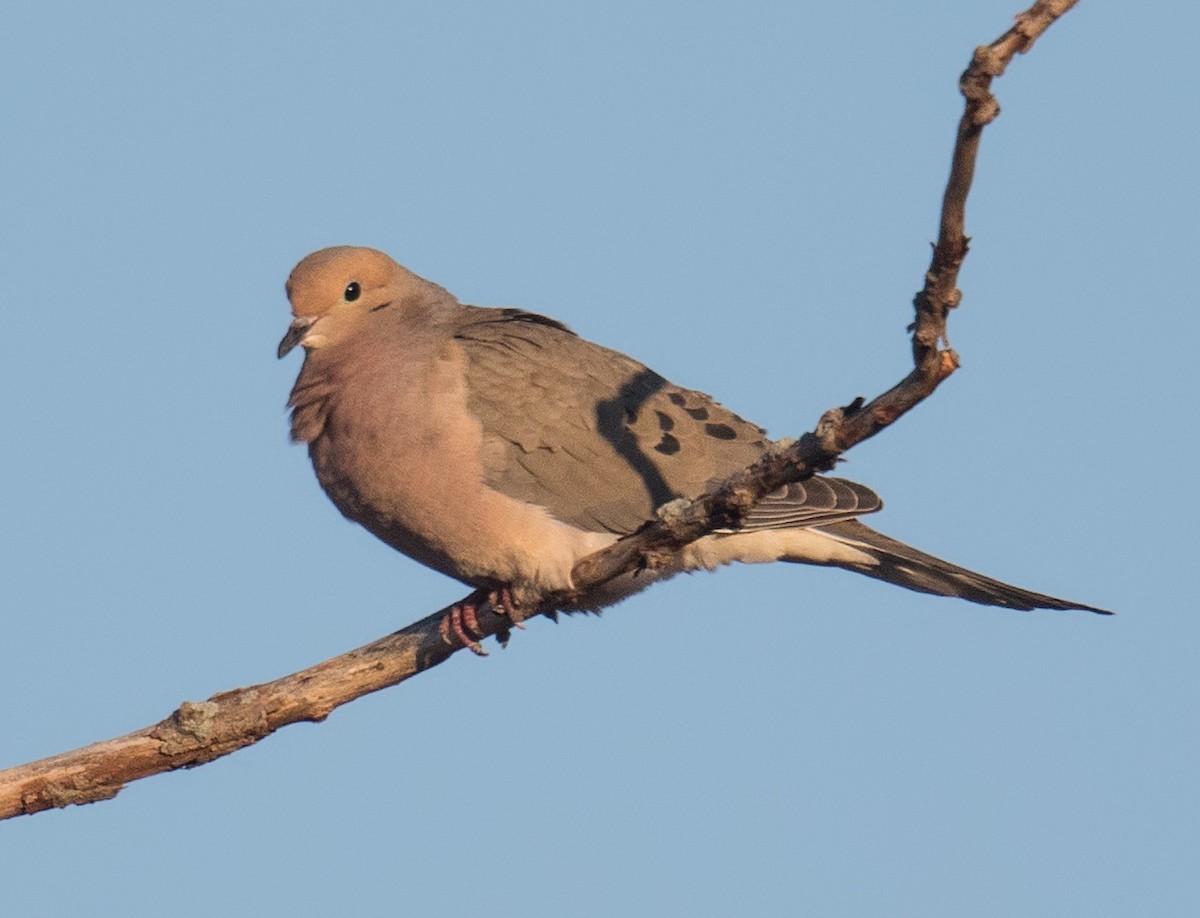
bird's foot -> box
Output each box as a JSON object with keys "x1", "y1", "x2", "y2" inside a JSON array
[
  {"x1": 493, "y1": 586, "x2": 525, "y2": 627},
  {"x1": 438, "y1": 587, "x2": 525, "y2": 656},
  {"x1": 439, "y1": 596, "x2": 488, "y2": 656}
]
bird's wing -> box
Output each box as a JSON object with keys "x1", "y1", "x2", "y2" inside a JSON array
[{"x1": 455, "y1": 307, "x2": 882, "y2": 535}]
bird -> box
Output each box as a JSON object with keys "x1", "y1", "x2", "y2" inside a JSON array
[{"x1": 278, "y1": 246, "x2": 1108, "y2": 652}]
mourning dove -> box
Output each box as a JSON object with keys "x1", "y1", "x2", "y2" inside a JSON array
[{"x1": 279, "y1": 246, "x2": 1108, "y2": 651}]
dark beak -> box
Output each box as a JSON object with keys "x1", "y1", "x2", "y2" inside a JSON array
[{"x1": 277, "y1": 316, "x2": 316, "y2": 359}]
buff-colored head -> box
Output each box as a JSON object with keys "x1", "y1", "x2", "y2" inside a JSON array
[{"x1": 278, "y1": 246, "x2": 439, "y2": 358}]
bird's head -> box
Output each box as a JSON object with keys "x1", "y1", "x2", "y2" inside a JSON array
[{"x1": 278, "y1": 246, "x2": 425, "y2": 358}]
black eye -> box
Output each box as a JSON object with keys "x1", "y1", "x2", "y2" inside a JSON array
[{"x1": 344, "y1": 281, "x2": 361, "y2": 302}]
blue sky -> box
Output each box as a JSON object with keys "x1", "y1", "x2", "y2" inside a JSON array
[{"x1": 3, "y1": 2, "x2": 1197, "y2": 915}]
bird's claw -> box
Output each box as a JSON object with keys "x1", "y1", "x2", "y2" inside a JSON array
[
  {"x1": 493, "y1": 587, "x2": 525, "y2": 628},
  {"x1": 438, "y1": 587, "x2": 526, "y2": 656}
]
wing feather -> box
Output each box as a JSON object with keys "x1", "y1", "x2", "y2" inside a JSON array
[{"x1": 456, "y1": 307, "x2": 880, "y2": 535}]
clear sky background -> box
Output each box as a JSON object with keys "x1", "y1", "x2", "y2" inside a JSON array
[{"x1": 3, "y1": 2, "x2": 1196, "y2": 916}]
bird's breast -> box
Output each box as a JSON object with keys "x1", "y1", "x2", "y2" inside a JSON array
[{"x1": 298, "y1": 338, "x2": 613, "y2": 598}]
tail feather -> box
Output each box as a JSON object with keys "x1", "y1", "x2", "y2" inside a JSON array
[{"x1": 809, "y1": 520, "x2": 1111, "y2": 614}]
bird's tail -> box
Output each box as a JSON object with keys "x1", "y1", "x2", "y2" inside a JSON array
[{"x1": 806, "y1": 519, "x2": 1111, "y2": 614}]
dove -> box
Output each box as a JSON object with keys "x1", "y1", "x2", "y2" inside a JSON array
[{"x1": 279, "y1": 246, "x2": 1108, "y2": 652}]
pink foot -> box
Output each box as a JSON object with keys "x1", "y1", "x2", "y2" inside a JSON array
[{"x1": 437, "y1": 587, "x2": 526, "y2": 656}]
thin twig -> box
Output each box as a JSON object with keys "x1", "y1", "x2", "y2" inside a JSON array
[{"x1": 573, "y1": 0, "x2": 1081, "y2": 591}]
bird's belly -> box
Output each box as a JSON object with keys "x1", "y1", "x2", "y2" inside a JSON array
[{"x1": 309, "y1": 422, "x2": 615, "y2": 601}]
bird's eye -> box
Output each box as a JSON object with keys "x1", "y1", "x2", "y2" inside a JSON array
[{"x1": 344, "y1": 281, "x2": 361, "y2": 302}]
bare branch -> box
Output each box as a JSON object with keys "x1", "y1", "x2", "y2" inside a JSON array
[
  {"x1": 573, "y1": 0, "x2": 1081, "y2": 591},
  {"x1": 0, "y1": 0, "x2": 1079, "y2": 821},
  {"x1": 0, "y1": 611, "x2": 459, "y2": 819}
]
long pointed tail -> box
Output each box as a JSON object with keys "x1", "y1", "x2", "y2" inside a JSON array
[{"x1": 809, "y1": 520, "x2": 1111, "y2": 614}]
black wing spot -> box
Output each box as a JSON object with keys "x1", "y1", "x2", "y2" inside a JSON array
[
  {"x1": 654, "y1": 433, "x2": 681, "y2": 455},
  {"x1": 684, "y1": 406, "x2": 709, "y2": 420},
  {"x1": 595, "y1": 367, "x2": 677, "y2": 510},
  {"x1": 704, "y1": 422, "x2": 738, "y2": 440},
  {"x1": 668, "y1": 392, "x2": 686, "y2": 406},
  {"x1": 655, "y1": 410, "x2": 674, "y2": 431}
]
